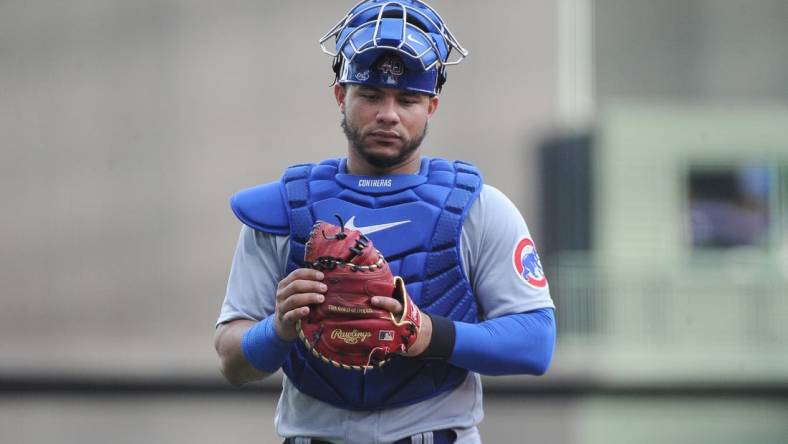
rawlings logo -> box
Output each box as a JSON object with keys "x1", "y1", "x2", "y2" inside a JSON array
[{"x1": 331, "y1": 328, "x2": 372, "y2": 344}]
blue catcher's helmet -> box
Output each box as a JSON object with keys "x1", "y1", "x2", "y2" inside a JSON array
[{"x1": 319, "y1": 0, "x2": 468, "y2": 96}]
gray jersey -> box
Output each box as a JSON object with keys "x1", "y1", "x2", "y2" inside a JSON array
[{"x1": 217, "y1": 184, "x2": 554, "y2": 443}]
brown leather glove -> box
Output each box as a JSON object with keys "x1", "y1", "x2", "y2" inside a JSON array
[{"x1": 296, "y1": 216, "x2": 421, "y2": 371}]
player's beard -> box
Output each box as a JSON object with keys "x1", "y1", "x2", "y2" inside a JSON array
[{"x1": 341, "y1": 114, "x2": 427, "y2": 170}]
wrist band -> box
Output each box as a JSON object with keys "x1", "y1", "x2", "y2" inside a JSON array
[
  {"x1": 419, "y1": 313, "x2": 456, "y2": 360},
  {"x1": 241, "y1": 314, "x2": 295, "y2": 372}
]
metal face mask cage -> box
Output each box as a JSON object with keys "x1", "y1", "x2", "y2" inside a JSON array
[{"x1": 319, "y1": 0, "x2": 468, "y2": 94}]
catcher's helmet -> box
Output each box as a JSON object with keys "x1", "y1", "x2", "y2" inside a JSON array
[{"x1": 319, "y1": 0, "x2": 468, "y2": 95}]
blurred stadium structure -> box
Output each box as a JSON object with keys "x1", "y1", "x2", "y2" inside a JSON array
[
  {"x1": 543, "y1": 105, "x2": 788, "y2": 385},
  {"x1": 2, "y1": 0, "x2": 788, "y2": 443},
  {"x1": 542, "y1": 0, "x2": 788, "y2": 391}
]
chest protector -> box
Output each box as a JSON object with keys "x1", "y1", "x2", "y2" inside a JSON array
[{"x1": 232, "y1": 157, "x2": 483, "y2": 410}]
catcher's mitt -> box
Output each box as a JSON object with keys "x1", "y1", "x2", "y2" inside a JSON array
[{"x1": 296, "y1": 215, "x2": 421, "y2": 371}]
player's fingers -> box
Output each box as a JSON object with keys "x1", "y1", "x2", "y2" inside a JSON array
[
  {"x1": 278, "y1": 292, "x2": 325, "y2": 315},
  {"x1": 370, "y1": 296, "x2": 402, "y2": 315},
  {"x1": 277, "y1": 268, "x2": 324, "y2": 290},
  {"x1": 281, "y1": 306, "x2": 310, "y2": 325},
  {"x1": 277, "y1": 279, "x2": 327, "y2": 302}
]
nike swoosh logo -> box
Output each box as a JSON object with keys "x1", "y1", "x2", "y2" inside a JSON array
[
  {"x1": 345, "y1": 216, "x2": 411, "y2": 236},
  {"x1": 407, "y1": 34, "x2": 425, "y2": 47}
]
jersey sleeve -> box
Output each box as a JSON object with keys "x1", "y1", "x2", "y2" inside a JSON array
[
  {"x1": 216, "y1": 225, "x2": 289, "y2": 326},
  {"x1": 461, "y1": 185, "x2": 555, "y2": 319}
]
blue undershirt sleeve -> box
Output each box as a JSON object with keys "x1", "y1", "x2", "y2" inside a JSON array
[
  {"x1": 241, "y1": 314, "x2": 295, "y2": 373},
  {"x1": 447, "y1": 308, "x2": 556, "y2": 376}
]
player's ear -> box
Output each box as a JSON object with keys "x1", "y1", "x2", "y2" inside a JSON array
[
  {"x1": 426, "y1": 94, "x2": 439, "y2": 118},
  {"x1": 334, "y1": 84, "x2": 347, "y2": 113}
]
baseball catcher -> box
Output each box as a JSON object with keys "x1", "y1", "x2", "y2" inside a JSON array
[
  {"x1": 215, "y1": 1, "x2": 557, "y2": 442},
  {"x1": 297, "y1": 215, "x2": 421, "y2": 371}
]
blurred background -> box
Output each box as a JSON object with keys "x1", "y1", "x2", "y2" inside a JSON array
[{"x1": 2, "y1": 0, "x2": 787, "y2": 443}]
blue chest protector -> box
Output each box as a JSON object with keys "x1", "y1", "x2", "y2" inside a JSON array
[{"x1": 231, "y1": 157, "x2": 483, "y2": 410}]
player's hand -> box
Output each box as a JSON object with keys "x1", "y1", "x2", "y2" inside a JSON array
[
  {"x1": 274, "y1": 268, "x2": 326, "y2": 341},
  {"x1": 370, "y1": 295, "x2": 433, "y2": 357}
]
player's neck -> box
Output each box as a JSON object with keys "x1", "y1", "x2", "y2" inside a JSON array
[{"x1": 346, "y1": 152, "x2": 421, "y2": 176}]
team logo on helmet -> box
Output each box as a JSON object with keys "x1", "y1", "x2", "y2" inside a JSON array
[
  {"x1": 377, "y1": 56, "x2": 405, "y2": 85},
  {"x1": 513, "y1": 237, "x2": 547, "y2": 288},
  {"x1": 355, "y1": 70, "x2": 370, "y2": 81}
]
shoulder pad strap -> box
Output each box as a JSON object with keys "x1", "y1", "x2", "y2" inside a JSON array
[{"x1": 230, "y1": 181, "x2": 289, "y2": 235}]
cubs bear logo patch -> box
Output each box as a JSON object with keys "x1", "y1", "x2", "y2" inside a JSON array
[{"x1": 513, "y1": 237, "x2": 547, "y2": 288}]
